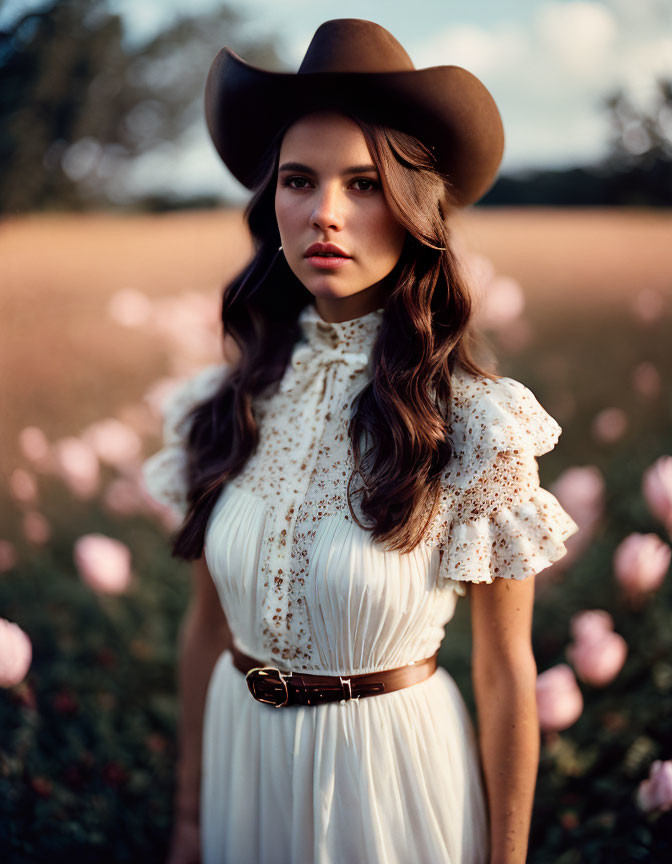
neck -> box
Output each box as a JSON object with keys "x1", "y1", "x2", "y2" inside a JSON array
[{"x1": 312, "y1": 280, "x2": 390, "y2": 323}]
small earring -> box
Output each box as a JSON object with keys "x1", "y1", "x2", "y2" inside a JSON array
[{"x1": 278, "y1": 244, "x2": 283, "y2": 251}]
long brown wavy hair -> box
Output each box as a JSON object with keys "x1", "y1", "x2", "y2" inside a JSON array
[{"x1": 170, "y1": 110, "x2": 500, "y2": 561}]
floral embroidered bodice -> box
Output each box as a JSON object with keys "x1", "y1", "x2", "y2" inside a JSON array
[{"x1": 142, "y1": 302, "x2": 578, "y2": 673}]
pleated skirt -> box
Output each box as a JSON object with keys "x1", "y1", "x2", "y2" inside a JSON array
[{"x1": 200, "y1": 649, "x2": 489, "y2": 864}]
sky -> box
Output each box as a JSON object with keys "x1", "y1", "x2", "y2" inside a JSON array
[{"x1": 6, "y1": 0, "x2": 672, "y2": 202}]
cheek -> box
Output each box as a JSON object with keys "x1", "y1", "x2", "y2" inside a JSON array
[
  {"x1": 274, "y1": 193, "x2": 288, "y2": 230},
  {"x1": 275, "y1": 191, "x2": 300, "y2": 234},
  {"x1": 365, "y1": 204, "x2": 405, "y2": 261}
]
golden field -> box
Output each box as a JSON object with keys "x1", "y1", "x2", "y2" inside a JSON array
[{"x1": 1, "y1": 207, "x2": 670, "y2": 476}]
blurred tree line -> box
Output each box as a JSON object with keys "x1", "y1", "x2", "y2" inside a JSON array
[
  {"x1": 482, "y1": 78, "x2": 672, "y2": 207},
  {"x1": 1, "y1": 0, "x2": 671, "y2": 212},
  {"x1": 0, "y1": 0, "x2": 285, "y2": 213}
]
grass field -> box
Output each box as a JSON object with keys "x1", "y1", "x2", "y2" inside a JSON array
[
  {"x1": 1, "y1": 207, "x2": 671, "y2": 862},
  {"x1": 1, "y1": 207, "x2": 670, "y2": 466}
]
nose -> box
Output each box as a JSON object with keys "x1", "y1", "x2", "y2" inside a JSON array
[{"x1": 310, "y1": 181, "x2": 344, "y2": 232}]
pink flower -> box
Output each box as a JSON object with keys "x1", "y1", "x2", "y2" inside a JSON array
[
  {"x1": 642, "y1": 455, "x2": 672, "y2": 535},
  {"x1": 80, "y1": 418, "x2": 142, "y2": 469},
  {"x1": 566, "y1": 610, "x2": 627, "y2": 687},
  {"x1": 0, "y1": 619, "x2": 32, "y2": 687},
  {"x1": 631, "y1": 288, "x2": 666, "y2": 324},
  {"x1": 552, "y1": 466, "x2": 605, "y2": 528},
  {"x1": 102, "y1": 476, "x2": 145, "y2": 517},
  {"x1": 73, "y1": 534, "x2": 132, "y2": 595},
  {"x1": 18, "y1": 426, "x2": 49, "y2": 465},
  {"x1": 592, "y1": 408, "x2": 628, "y2": 444},
  {"x1": 143, "y1": 377, "x2": 184, "y2": 420},
  {"x1": 152, "y1": 291, "x2": 221, "y2": 364},
  {"x1": 549, "y1": 466, "x2": 605, "y2": 570},
  {"x1": 632, "y1": 362, "x2": 661, "y2": 399},
  {"x1": 636, "y1": 760, "x2": 672, "y2": 813},
  {"x1": 480, "y1": 275, "x2": 526, "y2": 329},
  {"x1": 463, "y1": 251, "x2": 530, "y2": 349},
  {"x1": 569, "y1": 633, "x2": 627, "y2": 687},
  {"x1": 30, "y1": 776, "x2": 52, "y2": 799},
  {"x1": 106, "y1": 288, "x2": 152, "y2": 328},
  {"x1": 0, "y1": 540, "x2": 17, "y2": 573},
  {"x1": 9, "y1": 468, "x2": 39, "y2": 504},
  {"x1": 569, "y1": 610, "x2": 614, "y2": 643},
  {"x1": 22, "y1": 511, "x2": 51, "y2": 545},
  {"x1": 613, "y1": 533, "x2": 671, "y2": 602},
  {"x1": 53, "y1": 437, "x2": 100, "y2": 498},
  {"x1": 464, "y1": 251, "x2": 496, "y2": 291},
  {"x1": 535, "y1": 664, "x2": 583, "y2": 732}
]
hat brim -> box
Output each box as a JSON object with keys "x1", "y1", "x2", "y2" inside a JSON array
[{"x1": 205, "y1": 48, "x2": 505, "y2": 207}]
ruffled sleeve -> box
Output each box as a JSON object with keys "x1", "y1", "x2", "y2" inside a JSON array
[
  {"x1": 426, "y1": 370, "x2": 580, "y2": 595},
  {"x1": 141, "y1": 363, "x2": 231, "y2": 522}
]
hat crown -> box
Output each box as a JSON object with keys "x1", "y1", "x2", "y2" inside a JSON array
[
  {"x1": 205, "y1": 17, "x2": 505, "y2": 205},
  {"x1": 298, "y1": 19, "x2": 415, "y2": 75}
]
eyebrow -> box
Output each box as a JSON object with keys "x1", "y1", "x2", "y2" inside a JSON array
[{"x1": 278, "y1": 161, "x2": 378, "y2": 175}]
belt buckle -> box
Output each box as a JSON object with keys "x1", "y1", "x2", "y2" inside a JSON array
[{"x1": 245, "y1": 666, "x2": 292, "y2": 708}]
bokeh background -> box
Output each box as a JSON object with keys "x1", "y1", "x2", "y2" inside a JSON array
[{"x1": 1, "y1": 1, "x2": 671, "y2": 861}]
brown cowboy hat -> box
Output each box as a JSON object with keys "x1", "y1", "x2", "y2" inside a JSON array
[{"x1": 205, "y1": 18, "x2": 505, "y2": 207}]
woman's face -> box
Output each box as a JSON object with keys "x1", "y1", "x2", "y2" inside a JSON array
[{"x1": 275, "y1": 111, "x2": 407, "y2": 319}]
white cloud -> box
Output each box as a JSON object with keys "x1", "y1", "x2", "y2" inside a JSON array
[
  {"x1": 408, "y1": 0, "x2": 672, "y2": 169},
  {"x1": 535, "y1": 1, "x2": 617, "y2": 80},
  {"x1": 414, "y1": 23, "x2": 527, "y2": 78},
  {"x1": 615, "y1": 35, "x2": 672, "y2": 103},
  {"x1": 282, "y1": 32, "x2": 314, "y2": 67}
]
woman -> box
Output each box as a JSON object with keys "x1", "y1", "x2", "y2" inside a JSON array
[{"x1": 142, "y1": 18, "x2": 579, "y2": 864}]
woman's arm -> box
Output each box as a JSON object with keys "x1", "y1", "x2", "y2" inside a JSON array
[
  {"x1": 469, "y1": 575, "x2": 539, "y2": 864},
  {"x1": 173, "y1": 554, "x2": 233, "y2": 825}
]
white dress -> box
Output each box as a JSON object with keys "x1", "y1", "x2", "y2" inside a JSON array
[{"x1": 142, "y1": 302, "x2": 579, "y2": 864}]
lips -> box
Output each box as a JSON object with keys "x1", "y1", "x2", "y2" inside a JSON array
[{"x1": 304, "y1": 242, "x2": 351, "y2": 258}]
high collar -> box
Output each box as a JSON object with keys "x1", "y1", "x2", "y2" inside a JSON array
[{"x1": 297, "y1": 302, "x2": 385, "y2": 358}]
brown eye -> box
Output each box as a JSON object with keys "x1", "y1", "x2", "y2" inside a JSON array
[
  {"x1": 282, "y1": 176, "x2": 311, "y2": 189},
  {"x1": 352, "y1": 178, "x2": 379, "y2": 192}
]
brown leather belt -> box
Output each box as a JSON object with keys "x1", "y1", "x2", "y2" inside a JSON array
[{"x1": 231, "y1": 644, "x2": 439, "y2": 708}]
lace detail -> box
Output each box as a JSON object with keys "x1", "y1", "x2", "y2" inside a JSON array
[
  {"x1": 140, "y1": 302, "x2": 579, "y2": 666},
  {"x1": 424, "y1": 369, "x2": 579, "y2": 595},
  {"x1": 141, "y1": 363, "x2": 231, "y2": 521},
  {"x1": 235, "y1": 303, "x2": 387, "y2": 665},
  {"x1": 279, "y1": 303, "x2": 384, "y2": 400}
]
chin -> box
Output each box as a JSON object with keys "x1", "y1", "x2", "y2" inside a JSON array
[
  {"x1": 302, "y1": 274, "x2": 353, "y2": 294},
  {"x1": 305, "y1": 284, "x2": 349, "y2": 299}
]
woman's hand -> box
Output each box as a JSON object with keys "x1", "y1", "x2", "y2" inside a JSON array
[{"x1": 165, "y1": 817, "x2": 201, "y2": 864}]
